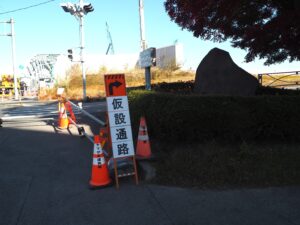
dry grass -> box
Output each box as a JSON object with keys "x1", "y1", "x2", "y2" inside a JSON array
[
  {"x1": 40, "y1": 69, "x2": 300, "y2": 100},
  {"x1": 38, "y1": 88, "x2": 58, "y2": 101},
  {"x1": 55, "y1": 66, "x2": 195, "y2": 100}
]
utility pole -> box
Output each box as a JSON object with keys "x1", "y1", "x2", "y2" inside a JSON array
[
  {"x1": 79, "y1": 0, "x2": 86, "y2": 101},
  {"x1": 10, "y1": 18, "x2": 18, "y2": 100},
  {"x1": 0, "y1": 18, "x2": 18, "y2": 100},
  {"x1": 138, "y1": 0, "x2": 152, "y2": 90},
  {"x1": 139, "y1": 0, "x2": 147, "y2": 51}
]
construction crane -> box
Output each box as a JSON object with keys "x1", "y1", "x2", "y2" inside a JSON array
[{"x1": 105, "y1": 22, "x2": 114, "y2": 55}]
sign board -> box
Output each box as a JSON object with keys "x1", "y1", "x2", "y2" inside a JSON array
[
  {"x1": 139, "y1": 47, "x2": 156, "y2": 68},
  {"x1": 104, "y1": 74, "x2": 134, "y2": 159},
  {"x1": 105, "y1": 75, "x2": 127, "y2": 97}
]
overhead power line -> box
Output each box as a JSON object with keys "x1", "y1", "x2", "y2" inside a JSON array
[{"x1": 0, "y1": 0, "x2": 56, "y2": 15}]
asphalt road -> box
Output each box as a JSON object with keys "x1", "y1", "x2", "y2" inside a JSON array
[{"x1": 1, "y1": 99, "x2": 299, "y2": 225}]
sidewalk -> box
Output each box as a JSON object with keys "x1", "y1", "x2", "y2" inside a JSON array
[{"x1": 0, "y1": 122, "x2": 299, "y2": 225}]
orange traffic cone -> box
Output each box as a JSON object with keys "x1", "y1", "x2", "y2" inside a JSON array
[
  {"x1": 65, "y1": 101, "x2": 76, "y2": 124},
  {"x1": 89, "y1": 135, "x2": 112, "y2": 188},
  {"x1": 136, "y1": 116, "x2": 152, "y2": 159},
  {"x1": 58, "y1": 102, "x2": 69, "y2": 129}
]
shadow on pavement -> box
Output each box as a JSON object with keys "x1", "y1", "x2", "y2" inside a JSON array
[{"x1": 0, "y1": 125, "x2": 171, "y2": 225}]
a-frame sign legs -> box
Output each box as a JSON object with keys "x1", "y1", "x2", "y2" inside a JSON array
[
  {"x1": 113, "y1": 156, "x2": 139, "y2": 189},
  {"x1": 113, "y1": 159, "x2": 119, "y2": 189},
  {"x1": 132, "y1": 156, "x2": 139, "y2": 185}
]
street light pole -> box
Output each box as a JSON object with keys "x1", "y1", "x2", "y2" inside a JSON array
[{"x1": 79, "y1": 10, "x2": 87, "y2": 100}]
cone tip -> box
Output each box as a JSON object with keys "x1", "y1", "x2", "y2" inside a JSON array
[
  {"x1": 94, "y1": 135, "x2": 100, "y2": 143},
  {"x1": 140, "y1": 116, "x2": 146, "y2": 126}
]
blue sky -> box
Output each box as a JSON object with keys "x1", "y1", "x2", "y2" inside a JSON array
[{"x1": 0, "y1": 0, "x2": 299, "y2": 75}]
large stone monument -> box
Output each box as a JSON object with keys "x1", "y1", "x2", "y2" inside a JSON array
[{"x1": 194, "y1": 48, "x2": 259, "y2": 96}]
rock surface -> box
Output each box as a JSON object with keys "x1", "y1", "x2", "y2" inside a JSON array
[{"x1": 194, "y1": 48, "x2": 259, "y2": 96}]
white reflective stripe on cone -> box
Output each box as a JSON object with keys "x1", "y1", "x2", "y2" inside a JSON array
[
  {"x1": 139, "y1": 127, "x2": 147, "y2": 131},
  {"x1": 61, "y1": 107, "x2": 67, "y2": 118},
  {"x1": 93, "y1": 156, "x2": 106, "y2": 166},
  {"x1": 138, "y1": 135, "x2": 148, "y2": 141},
  {"x1": 94, "y1": 144, "x2": 102, "y2": 153},
  {"x1": 62, "y1": 112, "x2": 67, "y2": 118}
]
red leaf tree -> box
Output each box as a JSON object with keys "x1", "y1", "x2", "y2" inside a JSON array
[{"x1": 165, "y1": 0, "x2": 300, "y2": 65}]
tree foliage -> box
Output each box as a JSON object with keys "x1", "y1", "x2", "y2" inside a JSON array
[{"x1": 164, "y1": 0, "x2": 300, "y2": 65}]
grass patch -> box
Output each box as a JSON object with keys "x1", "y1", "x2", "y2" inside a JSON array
[{"x1": 150, "y1": 141, "x2": 300, "y2": 189}]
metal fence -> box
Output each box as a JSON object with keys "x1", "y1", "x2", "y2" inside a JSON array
[{"x1": 258, "y1": 71, "x2": 300, "y2": 89}]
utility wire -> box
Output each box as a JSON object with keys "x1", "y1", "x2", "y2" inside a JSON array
[{"x1": 0, "y1": 0, "x2": 56, "y2": 15}]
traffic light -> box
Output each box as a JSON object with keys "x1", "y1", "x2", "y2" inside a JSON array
[
  {"x1": 67, "y1": 49, "x2": 73, "y2": 61},
  {"x1": 83, "y1": 3, "x2": 94, "y2": 14},
  {"x1": 60, "y1": 3, "x2": 76, "y2": 15}
]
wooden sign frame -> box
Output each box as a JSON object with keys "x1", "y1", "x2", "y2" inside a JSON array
[{"x1": 113, "y1": 156, "x2": 139, "y2": 189}]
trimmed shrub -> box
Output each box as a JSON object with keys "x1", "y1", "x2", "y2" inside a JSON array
[
  {"x1": 128, "y1": 90, "x2": 300, "y2": 143},
  {"x1": 153, "y1": 81, "x2": 194, "y2": 94}
]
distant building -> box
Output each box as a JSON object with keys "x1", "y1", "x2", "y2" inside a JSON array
[{"x1": 156, "y1": 44, "x2": 184, "y2": 69}]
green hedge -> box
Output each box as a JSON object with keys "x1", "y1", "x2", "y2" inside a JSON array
[{"x1": 128, "y1": 90, "x2": 300, "y2": 143}]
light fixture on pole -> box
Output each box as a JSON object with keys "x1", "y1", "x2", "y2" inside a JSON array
[{"x1": 60, "y1": 0, "x2": 94, "y2": 101}]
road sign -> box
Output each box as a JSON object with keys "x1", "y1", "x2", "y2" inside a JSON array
[
  {"x1": 104, "y1": 74, "x2": 134, "y2": 159},
  {"x1": 104, "y1": 74, "x2": 126, "y2": 97},
  {"x1": 110, "y1": 126, "x2": 133, "y2": 143},
  {"x1": 106, "y1": 96, "x2": 129, "y2": 112},
  {"x1": 104, "y1": 74, "x2": 139, "y2": 189},
  {"x1": 107, "y1": 110, "x2": 131, "y2": 127},
  {"x1": 139, "y1": 47, "x2": 156, "y2": 68}
]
